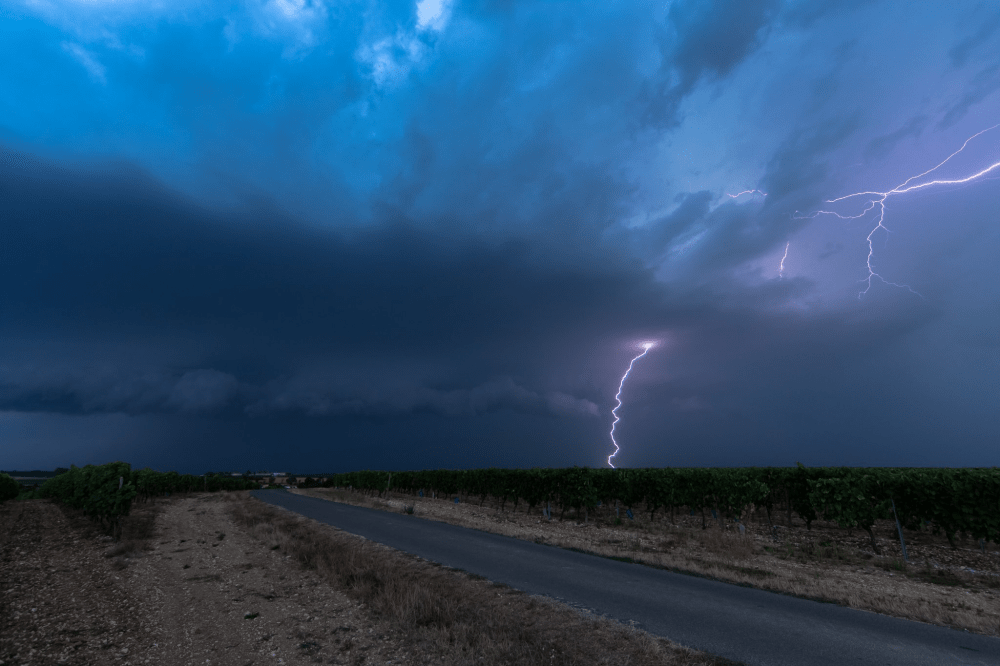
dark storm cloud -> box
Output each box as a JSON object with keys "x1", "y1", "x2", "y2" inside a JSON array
[
  {"x1": 0, "y1": 362, "x2": 598, "y2": 421},
  {"x1": 816, "y1": 241, "x2": 844, "y2": 261},
  {"x1": 933, "y1": 5, "x2": 1000, "y2": 129},
  {"x1": 247, "y1": 376, "x2": 599, "y2": 419},
  {"x1": 2, "y1": 143, "x2": 930, "y2": 426},
  {"x1": 642, "y1": 193, "x2": 783, "y2": 277},
  {"x1": 636, "y1": 118, "x2": 861, "y2": 280},
  {"x1": 760, "y1": 118, "x2": 860, "y2": 203},
  {"x1": 640, "y1": 0, "x2": 780, "y2": 129},
  {"x1": 864, "y1": 116, "x2": 928, "y2": 162},
  {"x1": 5, "y1": 142, "x2": 994, "y2": 469},
  {"x1": 670, "y1": 0, "x2": 779, "y2": 81},
  {"x1": 0, "y1": 367, "x2": 242, "y2": 416},
  {"x1": 2, "y1": 0, "x2": 999, "y2": 472},
  {"x1": 937, "y1": 62, "x2": 1000, "y2": 130},
  {"x1": 779, "y1": 0, "x2": 877, "y2": 28},
  {"x1": 0, "y1": 149, "x2": 629, "y2": 420},
  {"x1": 948, "y1": 11, "x2": 1000, "y2": 68}
]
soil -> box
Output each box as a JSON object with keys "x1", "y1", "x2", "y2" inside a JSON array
[
  {"x1": 1, "y1": 495, "x2": 419, "y2": 666},
  {"x1": 1, "y1": 493, "x2": 729, "y2": 666},
  {"x1": 5, "y1": 486, "x2": 996, "y2": 666},
  {"x1": 291, "y1": 487, "x2": 1000, "y2": 637}
]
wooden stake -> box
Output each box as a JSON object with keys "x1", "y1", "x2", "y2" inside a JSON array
[{"x1": 890, "y1": 498, "x2": 908, "y2": 563}]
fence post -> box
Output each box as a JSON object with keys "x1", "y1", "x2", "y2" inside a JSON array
[{"x1": 890, "y1": 498, "x2": 908, "y2": 563}]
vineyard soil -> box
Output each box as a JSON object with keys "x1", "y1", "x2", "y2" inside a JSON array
[
  {"x1": 1, "y1": 494, "x2": 737, "y2": 666},
  {"x1": 291, "y1": 487, "x2": 1000, "y2": 637}
]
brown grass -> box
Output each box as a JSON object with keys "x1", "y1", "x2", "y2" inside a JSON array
[
  {"x1": 295, "y1": 487, "x2": 1000, "y2": 637},
  {"x1": 225, "y1": 492, "x2": 741, "y2": 666}
]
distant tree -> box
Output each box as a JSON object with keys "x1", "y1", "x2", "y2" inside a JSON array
[
  {"x1": 0, "y1": 473, "x2": 20, "y2": 502},
  {"x1": 53, "y1": 467, "x2": 69, "y2": 475},
  {"x1": 286, "y1": 476, "x2": 298, "y2": 486},
  {"x1": 302, "y1": 476, "x2": 316, "y2": 488}
]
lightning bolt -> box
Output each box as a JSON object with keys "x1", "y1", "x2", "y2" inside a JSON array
[
  {"x1": 608, "y1": 342, "x2": 654, "y2": 469},
  {"x1": 727, "y1": 189, "x2": 768, "y2": 199},
  {"x1": 778, "y1": 241, "x2": 789, "y2": 278},
  {"x1": 795, "y1": 124, "x2": 1000, "y2": 298}
]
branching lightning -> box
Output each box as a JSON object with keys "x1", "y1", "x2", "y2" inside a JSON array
[
  {"x1": 608, "y1": 341, "x2": 655, "y2": 469},
  {"x1": 795, "y1": 124, "x2": 1000, "y2": 298},
  {"x1": 778, "y1": 242, "x2": 789, "y2": 278}
]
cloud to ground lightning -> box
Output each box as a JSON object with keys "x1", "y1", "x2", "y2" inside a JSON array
[
  {"x1": 795, "y1": 125, "x2": 1000, "y2": 298},
  {"x1": 608, "y1": 342, "x2": 655, "y2": 469}
]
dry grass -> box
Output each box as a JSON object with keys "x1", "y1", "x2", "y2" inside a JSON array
[
  {"x1": 296, "y1": 487, "x2": 1000, "y2": 637},
  {"x1": 100, "y1": 499, "x2": 163, "y2": 569},
  {"x1": 225, "y1": 492, "x2": 741, "y2": 666},
  {"x1": 5, "y1": 493, "x2": 164, "y2": 571}
]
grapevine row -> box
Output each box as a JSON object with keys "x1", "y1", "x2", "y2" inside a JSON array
[
  {"x1": 35, "y1": 462, "x2": 258, "y2": 537},
  {"x1": 322, "y1": 466, "x2": 1000, "y2": 552}
]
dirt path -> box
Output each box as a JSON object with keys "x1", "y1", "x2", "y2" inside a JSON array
[
  {"x1": 4, "y1": 493, "x2": 747, "y2": 666},
  {"x1": 124, "y1": 493, "x2": 415, "y2": 666},
  {"x1": 1, "y1": 495, "x2": 420, "y2": 666},
  {"x1": 1, "y1": 500, "x2": 148, "y2": 665}
]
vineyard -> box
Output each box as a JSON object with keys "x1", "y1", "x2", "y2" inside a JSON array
[
  {"x1": 321, "y1": 466, "x2": 1000, "y2": 553},
  {"x1": 8, "y1": 463, "x2": 1000, "y2": 553},
  {"x1": 12, "y1": 462, "x2": 258, "y2": 538}
]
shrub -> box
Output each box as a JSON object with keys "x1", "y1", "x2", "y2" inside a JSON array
[{"x1": 0, "y1": 472, "x2": 21, "y2": 502}]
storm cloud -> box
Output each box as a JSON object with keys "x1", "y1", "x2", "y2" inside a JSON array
[{"x1": 1, "y1": 0, "x2": 998, "y2": 473}]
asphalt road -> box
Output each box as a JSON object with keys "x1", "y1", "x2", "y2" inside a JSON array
[{"x1": 250, "y1": 489, "x2": 1000, "y2": 666}]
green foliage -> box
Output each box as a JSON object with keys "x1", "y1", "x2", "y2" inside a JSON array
[
  {"x1": 712, "y1": 468, "x2": 770, "y2": 522},
  {"x1": 37, "y1": 462, "x2": 257, "y2": 538},
  {"x1": 322, "y1": 465, "x2": 1000, "y2": 549},
  {"x1": 808, "y1": 470, "x2": 892, "y2": 553},
  {"x1": 0, "y1": 472, "x2": 21, "y2": 502},
  {"x1": 38, "y1": 462, "x2": 136, "y2": 536},
  {"x1": 17, "y1": 487, "x2": 44, "y2": 500}
]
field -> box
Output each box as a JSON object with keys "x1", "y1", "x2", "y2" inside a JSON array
[
  {"x1": 0, "y1": 493, "x2": 737, "y2": 666},
  {"x1": 292, "y1": 485, "x2": 1000, "y2": 637},
  {"x1": 5, "y1": 461, "x2": 999, "y2": 666}
]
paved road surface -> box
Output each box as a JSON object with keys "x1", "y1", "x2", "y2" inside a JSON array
[{"x1": 250, "y1": 490, "x2": 1000, "y2": 666}]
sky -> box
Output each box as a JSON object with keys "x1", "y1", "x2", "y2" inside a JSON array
[{"x1": 2, "y1": 0, "x2": 998, "y2": 474}]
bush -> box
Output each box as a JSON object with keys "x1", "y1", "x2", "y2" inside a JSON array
[{"x1": 0, "y1": 472, "x2": 21, "y2": 502}]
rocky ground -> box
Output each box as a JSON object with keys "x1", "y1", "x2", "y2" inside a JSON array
[
  {"x1": 1, "y1": 494, "x2": 735, "y2": 666},
  {"x1": 0, "y1": 496, "x2": 415, "y2": 666}
]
